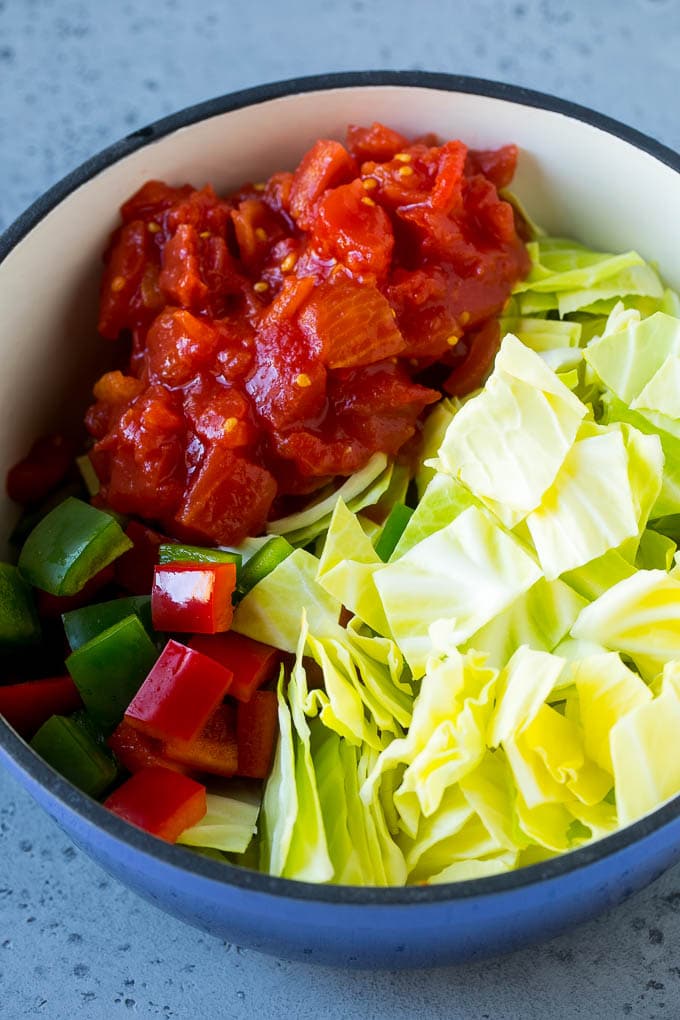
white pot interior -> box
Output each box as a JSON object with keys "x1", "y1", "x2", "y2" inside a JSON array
[{"x1": 1, "y1": 83, "x2": 678, "y2": 548}]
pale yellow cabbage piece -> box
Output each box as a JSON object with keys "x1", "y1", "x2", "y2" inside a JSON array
[
  {"x1": 572, "y1": 652, "x2": 651, "y2": 772},
  {"x1": 436, "y1": 334, "x2": 588, "y2": 527}
]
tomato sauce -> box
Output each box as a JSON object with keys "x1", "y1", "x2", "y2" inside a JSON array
[{"x1": 86, "y1": 122, "x2": 530, "y2": 545}]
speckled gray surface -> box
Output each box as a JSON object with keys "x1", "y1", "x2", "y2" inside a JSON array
[{"x1": 2, "y1": 1, "x2": 680, "y2": 1017}]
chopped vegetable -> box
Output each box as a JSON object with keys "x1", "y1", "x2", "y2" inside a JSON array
[
  {"x1": 124, "y1": 639, "x2": 233, "y2": 743},
  {"x1": 0, "y1": 563, "x2": 41, "y2": 646},
  {"x1": 6, "y1": 434, "x2": 75, "y2": 505},
  {"x1": 107, "y1": 719, "x2": 190, "y2": 775},
  {"x1": 66, "y1": 614, "x2": 159, "y2": 732},
  {"x1": 115, "y1": 521, "x2": 166, "y2": 595},
  {"x1": 0, "y1": 677, "x2": 82, "y2": 738},
  {"x1": 18, "y1": 497, "x2": 132, "y2": 596},
  {"x1": 162, "y1": 704, "x2": 238, "y2": 777},
  {"x1": 177, "y1": 787, "x2": 260, "y2": 854},
  {"x1": 237, "y1": 690, "x2": 278, "y2": 778},
  {"x1": 63, "y1": 595, "x2": 152, "y2": 651},
  {"x1": 189, "y1": 631, "x2": 280, "y2": 703},
  {"x1": 158, "y1": 543, "x2": 242, "y2": 570},
  {"x1": 151, "y1": 562, "x2": 236, "y2": 633},
  {"x1": 104, "y1": 766, "x2": 207, "y2": 842},
  {"x1": 30, "y1": 714, "x2": 118, "y2": 797},
  {"x1": 374, "y1": 503, "x2": 414, "y2": 562},
  {"x1": 236, "y1": 536, "x2": 294, "y2": 595}
]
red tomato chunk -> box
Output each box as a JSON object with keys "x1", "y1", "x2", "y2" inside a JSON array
[
  {"x1": 104, "y1": 766, "x2": 206, "y2": 842},
  {"x1": 151, "y1": 562, "x2": 236, "y2": 633},
  {"x1": 86, "y1": 123, "x2": 529, "y2": 545},
  {"x1": 124, "y1": 639, "x2": 233, "y2": 743}
]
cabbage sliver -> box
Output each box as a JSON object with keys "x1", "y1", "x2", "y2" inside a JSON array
[{"x1": 178, "y1": 789, "x2": 260, "y2": 854}]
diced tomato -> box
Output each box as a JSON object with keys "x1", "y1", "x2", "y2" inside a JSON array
[
  {"x1": 430, "y1": 140, "x2": 467, "y2": 215},
  {"x1": 0, "y1": 677, "x2": 82, "y2": 738},
  {"x1": 120, "y1": 180, "x2": 193, "y2": 223},
  {"x1": 146, "y1": 308, "x2": 220, "y2": 387},
  {"x1": 444, "y1": 318, "x2": 502, "y2": 396},
  {"x1": 115, "y1": 520, "x2": 167, "y2": 595},
  {"x1": 299, "y1": 275, "x2": 405, "y2": 368},
  {"x1": 124, "y1": 639, "x2": 233, "y2": 743},
  {"x1": 99, "y1": 220, "x2": 155, "y2": 339},
  {"x1": 151, "y1": 562, "x2": 236, "y2": 634},
  {"x1": 6, "y1": 434, "x2": 76, "y2": 506},
  {"x1": 237, "y1": 690, "x2": 278, "y2": 779},
  {"x1": 104, "y1": 766, "x2": 206, "y2": 842},
  {"x1": 172, "y1": 446, "x2": 277, "y2": 547},
  {"x1": 311, "y1": 180, "x2": 394, "y2": 279},
  {"x1": 108, "y1": 719, "x2": 191, "y2": 775},
  {"x1": 158, "y1": 224, "x2": 209, "y2": 309},
  {"x1": 162, "y1": 703, "x2": 238, "y2": 777},
  {"x1": 189, "y1": 631, "x2": 280, "y2": 703},
  {"x1": 346, "y1": 122, "x2": 410, "y2": 163},
  {"x1": 289, "y1": 139, "x2": 358, "y2": 230},
  {"x1": 466, "y1": 144, "x2": 518, "y2": 190}
]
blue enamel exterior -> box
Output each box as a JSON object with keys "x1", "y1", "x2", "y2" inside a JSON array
[{"x1": 2, "y1": 72, "x2": 680, "y2": 970}]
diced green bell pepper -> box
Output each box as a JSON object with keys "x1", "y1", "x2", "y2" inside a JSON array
[
  {"x1": 158, "y1": 543, "x2": 242, "y2": 571},
  {"x1": 30, "y1": 714, "x2": 118, "y2": 797},
  {"x1": 374, "y1": 503, "x2": 414, "y2": 562},
  {"x1": 0, "y1": 563, "x2": 41, "y2": 646},
  {"x1": 66, "y1": 614, "x2": 159, "y2": 732},
  {"x1": 237, "y1": 536, "x2": 294, "y2": 595},
  {"x1": 9, "y1": 481, "x2": 86, "y2": 547},
  {"x1": 63, "y1": 595, "x2": 152, "y2": 652},
  {"x1": 18, "y1": 497, "x2": 132, "y2": 596}
]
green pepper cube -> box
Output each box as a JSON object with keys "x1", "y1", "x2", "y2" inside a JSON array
[
  {"x1": 66, "y1": 614, "x2": 159, "y2": 732},
  {"x1": 158, "y1": 543, "x2": 242, "y2": 572},
  {"x1": 18, "y1": 497, "x2": 133, "y2": 596},
  {"x1": 63, "y1": 595, "x2": 152, "y2": 652},
  {"x1": 237, "y1": 536, "x2": 294, "y2": 595},
  {"x1": 374, "y1": 503, "x2": 414, "y2": 563},
  {"x1": 30, "y1": 714, "x2": 119, "y2": 797},
  {"x1": 0, "y1": 563, "x2": 41, "y2": 646}
]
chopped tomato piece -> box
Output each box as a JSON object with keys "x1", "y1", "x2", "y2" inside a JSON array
[
  {"x1": 125, "y1": 639, "x2": 233, "y2": 744},
  {"x1": 236, "y1": 690, "x2": 278, "y2": 779},
  {"x1": 158, "y1": 224, "x2": 209, "y2": 309},
  {"x1": 444, "y1": 319, "x2": 502, "y2": 396},
  {"x1": 99, "y1": 220, "x2": 154, "y2": 339},
  {"x1": 189, "y1": 631, "x2": 280, "y2": 703},
  {"x1": 104, "y1": 766, "x2": 206, "y2": 842},
  {"x1": 120, "y1": 180, "x2": 193, "y2": 223},
  {"x1": 466, "y1": 144, "x2": 518, "y2": 189},
  {"x1": 346, "y1": 121, "x2": 410, "y2": 163},
  {"x1": 299, "y1": 275, "x2": 405, "y2": 368},
  {"x1": 162, "y1": 704, "x2": 238, "y2": 777},
  {"x1": 147, "y1": 308, "x2": 220, "y2": 387},
  {"x1": 0, "y1": 677, "x2": 82, "y2": 738},
  {"x1": 6, "y1": 434, "x2": 76, "y2": 506},
  {"x1": 312, "y1": 180, "x2": 394, "y2": 278},
  {"x1": 289, "y1": 139, "x2": 357, "y2": 229},
  {"x1": 151, "y1": 562, "x2": 236, "y2": 634}
]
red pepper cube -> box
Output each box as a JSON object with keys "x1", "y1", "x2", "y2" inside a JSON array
[
  {"x1": 189, "y1": 631, "x2": 280, "y2": 703},
  {"x1": 104, "y1": 766, "x2": 206, "y2": 843},
  {"x1": 237, "y1": 690, "x2": 279, "y2": 779},
  {"x1": 151, "y1": 562, "x2": 236, "y2": 634},
  {"x1": 124, "y1": 639, "x2": 233, "y2": 743},
  {"x1": 0, "y1": 676, "x2": 82, "y2": 738},
  {"x1": 107, "y1": 720, "x2": 191, "y2": 775},
  {"x1": 163, "y1": 704, "x2": 238, "y2": 778},
  {"x1": 36, "y1": 563, "x2": 115, "y2": 619}
]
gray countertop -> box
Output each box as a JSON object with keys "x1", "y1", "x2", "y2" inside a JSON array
[{"x1": 2, "y1": 1, "x2": 680, "y2": 1016}]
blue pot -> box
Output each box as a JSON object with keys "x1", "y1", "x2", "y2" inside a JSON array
[{"x1": 2, "y1": 72, "x2": 680, "y2": 968}]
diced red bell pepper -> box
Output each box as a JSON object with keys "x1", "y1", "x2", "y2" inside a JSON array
[
  {"x1": 6, "y1": 434, "x2": 76, "y2": 506},
  {"x1": 162, "y1": 704, "x2": 237, "y2": 777},
  {"x1": 151, "y1": 562, "x2": 236, "y2": 634},
  {"x1": 237, "y1": 690, "x2": 278, "y2": 779},
  {"x1": 107, "y1": 719, "x2": 191, "y2": 775},
  {"x1": 189, "y1": 631, "x2": 280, "y2": 703},
  {"x1": 35, "y1": 563, "x2": 116, "y2": 619},
  {"x1": 104, "y1": 766, "x2": 206, "y2": 842},
  {"x1": 115, "y1": 521, "x2": 167, "y2": 595},
  {"x1": 124, "y1": 639, "x2": 233, "y2": 743},
  {"x1": 0, "y1": 677, "x2": 82, "y2": 738}
]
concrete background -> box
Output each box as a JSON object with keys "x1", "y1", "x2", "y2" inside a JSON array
[{"x1": 2, "y1": 0, "x2": 680, "y2": 1016}]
